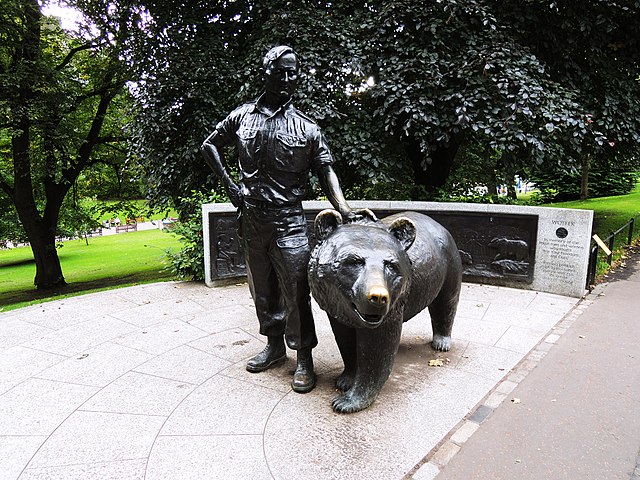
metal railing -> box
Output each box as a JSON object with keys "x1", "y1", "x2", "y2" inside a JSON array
[{"x1": 586, "y1": 213, "x2": 640, "y2": 289}]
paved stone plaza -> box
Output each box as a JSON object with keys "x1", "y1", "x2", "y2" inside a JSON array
[{"x1": 0, "y1": 281, "x2": 578, "y2": 479}]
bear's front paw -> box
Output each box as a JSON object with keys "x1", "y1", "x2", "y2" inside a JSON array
[
  {"x1": 335, "y1": 370, "x2": 356, "y2": 392},
  {"x1": 431, "y1": 334, "x2": 451, "y2": 352},
  {"x1": 332, "y1": 391, "x2": 374, "y2": 414}
]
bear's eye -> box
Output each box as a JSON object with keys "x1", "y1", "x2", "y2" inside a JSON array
[
  {"x1": 384, "y1": 260, "x2": 400, "y2": 275},
  {"x1": 342, "y1": 254, "x2": 365, "y2": 268}
]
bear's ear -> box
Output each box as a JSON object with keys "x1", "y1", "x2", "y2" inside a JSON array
[
  {"x1": 388, "y1": 217, "x2": 416, "y2": 250},
  {"x1": 315, "y1": 209, "x2": 342, "y2": 242}
]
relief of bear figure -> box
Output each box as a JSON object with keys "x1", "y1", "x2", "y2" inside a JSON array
[
  {"x1": 308, "y1": 209, "x2": 463, "y2": 413},
  {"x1": 487, "y1": 236, "x2": 529, "y2": 262}
]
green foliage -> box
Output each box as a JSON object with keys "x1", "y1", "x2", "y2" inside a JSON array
[
  {"x1": 550, "y1": 180, "x2": 640, "y2": 279},
  {"x1": 163, "y1": 190, "x2": 224, "y2": 280},
  {"x1": 56, "y1": 197, "x2": 101, "y2": 241},
  {"x1": 0, "y1": 196, "x2": 28, "y2": 247},
  {"x1": 90, "y1": 199, "x2": 145, "y2": 222},
  {"x1": 553, "y1": 180, "x2": 640, "y2": 238},
  {"x1": 127, "y1": 1, "x2": 640, "y2": 206},
  {"x1": 1, "y1": 194, "x2": 102, "y2": 246},
  {"x1": 436, "y1": 189, "x2": 518, "y2": 205},
  {"x1": 530, "y1": 163, "x2": 638, "y2": 202}
]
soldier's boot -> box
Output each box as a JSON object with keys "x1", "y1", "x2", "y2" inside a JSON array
[
  {"x1": 246, "y1": 336, "x2": 286, "y2": 373},
  {"x1": 292, "y1": 348, "x2": 316, "y2": 393}
]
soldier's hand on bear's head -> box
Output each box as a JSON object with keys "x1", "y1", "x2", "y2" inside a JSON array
[{"x1": 347, "y1": 208, "x2": 378, "y2": 225}]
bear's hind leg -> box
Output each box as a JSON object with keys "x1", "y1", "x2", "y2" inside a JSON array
[{"x1": 329, "y1": 317, "x2": 357, "y2": 391}]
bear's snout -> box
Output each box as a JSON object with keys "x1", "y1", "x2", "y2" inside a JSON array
[{"x1": 368, "y1": 285, "x2": 389, "y2": 306}]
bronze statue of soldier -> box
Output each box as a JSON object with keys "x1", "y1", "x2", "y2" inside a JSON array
[{"x1": 201, "y1": 46, "x2": 353, "y2": 393}]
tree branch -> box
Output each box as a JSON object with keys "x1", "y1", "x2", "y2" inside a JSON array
[
  {"x1": 61, "y1": 79, "x2": 125, "y2": 117},
  {"x1": 55, "y1": 42, "x2": 105, "y2": 71},
  {"x1": 64, "y1": 84, "x2": 118, "y2": 182},
  {"x1": 0, "y1": 176, "x2": 14, "y2": 199}
]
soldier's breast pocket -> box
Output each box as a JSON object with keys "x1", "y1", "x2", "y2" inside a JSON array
[
  {"x1": 237, "y1": 127, "x2": 259, "y2": 170},
  {"x1": 274, "y1": 132, "x2": 309, "y2": 173}
]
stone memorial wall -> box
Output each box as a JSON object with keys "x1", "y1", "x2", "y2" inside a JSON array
[{"x1": 202, "y1": 201, "x2": 593, "y2": 297}]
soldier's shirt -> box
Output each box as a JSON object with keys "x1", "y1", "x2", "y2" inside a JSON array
[{"x1": 212, "y1": 95, "x2": 334, "y2": 206}]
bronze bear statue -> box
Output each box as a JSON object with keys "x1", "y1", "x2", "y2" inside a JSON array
[{"x1": 308, "y1": 209, "x2": 462, "y2": 413}]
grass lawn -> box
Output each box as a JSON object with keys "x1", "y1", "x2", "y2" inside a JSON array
[
  {"x1": 0, "y1": 229, "x2": 182, "y2": 311},
  {"x1": 548, "y1": 181, "x2": 640, "y2": 239},
  {"x1": 548, "y1": 181, "x2": 640, "y2": 277}
]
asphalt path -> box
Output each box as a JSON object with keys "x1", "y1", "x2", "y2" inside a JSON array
[{"x1": 436, "y1": 247, "x2": 640, "y2": 480}]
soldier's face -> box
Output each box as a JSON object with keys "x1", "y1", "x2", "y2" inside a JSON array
[{"x1": 264, "y1": 53, "x2": 298, "y2": 104}]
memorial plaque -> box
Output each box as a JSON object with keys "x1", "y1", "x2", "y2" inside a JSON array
[
  {"x1": 203, "y1": 201, "x2": 593, "y2": 297},
  {"x1": 531, "y1": 210, "x2": 594, "y2": 297}
]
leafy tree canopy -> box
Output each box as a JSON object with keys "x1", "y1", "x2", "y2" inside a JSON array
[
  {"x1": 127, "y1": 0, "x2": 640, "y2": 210},
  {"x1": 0, "y1": 0, "x2": 141, "y2": 288}
]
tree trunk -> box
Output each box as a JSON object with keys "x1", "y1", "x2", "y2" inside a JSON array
[
  {"x1": 486, "y1": 177, "x2": 498, "y2": 196},
  {"x1": 483, "y1": 150, "x2": 498, "y2": 196},
  {"x1": 405, "y1": 135, "x2": 462, "y2": 196},
  {"x1": 504, "y1": 175, "x2": 518, "y2": 200},
  {"x1": 500, "y1": 154, "x2": 518, "y2": 200},
  {"x1": 29, "y1": 226, "x2": 66, "y2": 289},
  {"x1": 15, "y1": 192, "x2": 68, "y2": 289},
  {"x1": 580, "y1": 155, "x2": 590, "y2": 200},
  {"x1": 11, "y1": 117, "x2": 68, "y2": 289},
  {"x1": 505, "y1": 181, "x2": 518, "y2": 199}
]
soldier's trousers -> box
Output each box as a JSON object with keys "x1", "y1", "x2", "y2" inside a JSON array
[{"x1": 240, "y1": 202, "x2": 317, "y2": 351}]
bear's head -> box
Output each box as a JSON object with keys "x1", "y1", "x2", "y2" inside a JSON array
[{"x1": 308, "y1": 209, "x2": 416, "y2": 329}]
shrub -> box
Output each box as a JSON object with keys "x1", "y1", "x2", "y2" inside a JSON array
[{"x1": 164, "y1": 190, "x2": 224, "y2": 280}]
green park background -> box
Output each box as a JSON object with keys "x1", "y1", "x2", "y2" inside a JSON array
[
  {"x1": 3, "y1": 181, "x2": 639, "y2": 311},
  {"x1": 2, "y1": 1, "x2": 639, "y2": 311}
]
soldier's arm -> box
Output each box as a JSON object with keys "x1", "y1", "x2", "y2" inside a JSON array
[
  {"x1": 200, "y1": 131, "x2": 242, "y2": 207},
  {"x1": 317, "y1": 165, "x2": 354, "y2": 221},
  {"x1": 310, "y1": 124, "x2": 354, "y2": 221}
]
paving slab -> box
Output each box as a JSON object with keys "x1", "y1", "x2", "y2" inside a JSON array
[
  {"x1": 0, "y1": 280, "x2": 580, "y2": 479},
  {"x1": 0, "y1": 436, "x2": 48, "y2": 480},
  {"x1": 0, "y1": 378, "x2": 99, "y2": 436},
  {"x1": 25, "y1": 410, "x2": 166, "y2": 469},
  {"x1": 0, "y1": 318, "x2": 53, "y2": 351},
  {"x1": 0, "y1": 347, "x2": 66, "y2": 395},
  {"x1": 35, "y1": 342, "x2": 154, "y2": 387},
  {"x1": 80, "y1": 371, "x2": 195, "y2": 416},
  {"x1": 24, "y1": 315, "x2": 139, "y2": 357},
  {"x1": 131, "y1": 345, "x2": 231, "y2": 385},
  {"x1": 19, "y1": 459, "x2": 147, "y2": 480},
  {"x1": 146, "y1": 435, "x2": 271, "y2": 480}
]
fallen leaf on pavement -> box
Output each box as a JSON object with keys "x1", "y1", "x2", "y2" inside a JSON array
[{"x1": 428, "y1": 359, "x2": 444, "y2": 367}]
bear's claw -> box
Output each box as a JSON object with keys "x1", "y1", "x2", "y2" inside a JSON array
[
  {"x1": 432, "y1": 334, "x2": 452, "y2": 352},
  {"x1": 331, "y1": 393, "x2": 372, "y2": 414}
]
